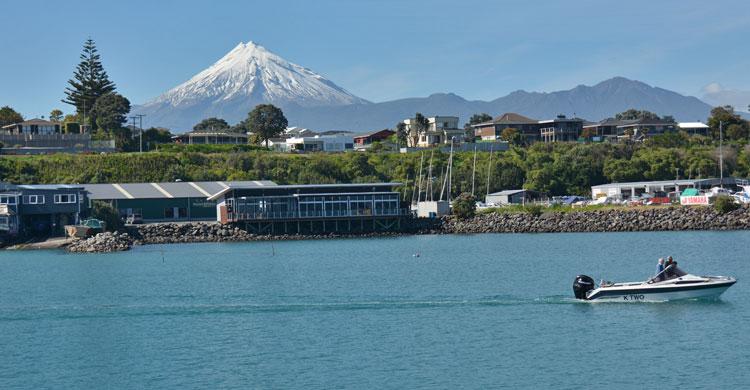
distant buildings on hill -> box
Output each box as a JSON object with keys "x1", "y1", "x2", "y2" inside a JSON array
[{"x1": 0, "y1": 118, "x2": 116, "y2": 154}]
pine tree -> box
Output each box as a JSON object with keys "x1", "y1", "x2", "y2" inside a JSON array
[{"x1": 62, "y1": 38, "x2": 116, "y2": 131}]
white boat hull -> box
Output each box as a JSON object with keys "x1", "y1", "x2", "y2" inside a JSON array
[{"x1": 584, "y1": 275, "x2": 736, "y2": 302}]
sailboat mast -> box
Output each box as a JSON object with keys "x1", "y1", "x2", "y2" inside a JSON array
[
  {"x1": 415, "y1": 152, "x2": 424, "y2": 204},
  {"x1": 719, "y1": 120, "x2": 724, "y2": 189},
  {"x1": 471, "y1": 145, "x2": 478, "y2": 196},
  {"x1": 427, "y1": 150, "x2": 434, "y2": 201},
  {"x1": 447, "y1": 142, "x2": 454, "y2": 202},
  {"x1": 486, "y1": 144, "x2": 493, "y2": 199}
]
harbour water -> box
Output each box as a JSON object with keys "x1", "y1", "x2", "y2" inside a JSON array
[{"x1": 1, "y1": 231, "x2": 749, "y2": 389}]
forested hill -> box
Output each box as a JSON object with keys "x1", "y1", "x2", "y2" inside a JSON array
[{"x1": 1, "y1": 142, "x2": 747, "y2": 198}]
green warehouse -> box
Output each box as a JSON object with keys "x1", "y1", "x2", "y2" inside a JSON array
[{"x1": 84, "y1": 181, "x2": 276, "y2": 222}]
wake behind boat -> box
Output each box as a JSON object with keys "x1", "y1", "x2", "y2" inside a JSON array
[{"x1": 573, "y1": 263, "x2": 736, "y2": 302}]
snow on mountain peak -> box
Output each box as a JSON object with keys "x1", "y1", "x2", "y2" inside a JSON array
[{"x1": 144, "y1": 40, "x2": 368, "y2": 108}]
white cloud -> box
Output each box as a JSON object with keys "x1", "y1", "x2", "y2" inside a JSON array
[{"x1": 701, "y1": 83, "x2": 750, "y2": 112}]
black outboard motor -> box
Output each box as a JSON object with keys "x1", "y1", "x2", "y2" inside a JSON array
[{"x1": 573, "y1": 275, "x2": 596, "y2": 300}]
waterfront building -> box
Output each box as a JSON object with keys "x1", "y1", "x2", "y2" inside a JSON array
[
  {"x1": 0, "y1": 183, "x2": 21, "y2": 236},
  {"x1": 84, "y1": 181, "x2": 276, "y2": 223},
  {"x1": 209, "y1": 182, "x2": 406, "y2": 234},
  {"x1": 590, "y1": 177, "x2": 742, "y2": 199},
  {"x1": 485, "y1": 189, "x2": 544, "y2": 205},
  {"x1": 415, "y1": 200, "x2": 450, "y2": 218},
  {"x1": 404, "y1": 116, "x2": 464, "y2": 147},
  {"x1": 0, "y1": 183, "x2": 88, "y2": 236}
]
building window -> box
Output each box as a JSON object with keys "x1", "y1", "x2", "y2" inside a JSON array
[
  {"x1": 24, "y1": 195, "x2": 45, "y2": 204},
  {"x1": 0, "y1": 195, "x2": 17, "y2": 205},
  {"x1": 54, "y1": 194, "x2": 77, "y2": 204}
]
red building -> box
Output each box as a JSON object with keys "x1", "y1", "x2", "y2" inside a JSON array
[{"x1": 353, "y1": 129, "x2": 395, "y2": 147}]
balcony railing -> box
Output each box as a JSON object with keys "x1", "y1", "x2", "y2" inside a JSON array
[{"x1": 228, "y1": 208, "x2": 408, "y2": 221}]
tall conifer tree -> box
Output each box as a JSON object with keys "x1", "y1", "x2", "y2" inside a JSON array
[{"x1": 62, "y1": 38, "x2": 116, "y2": 130}]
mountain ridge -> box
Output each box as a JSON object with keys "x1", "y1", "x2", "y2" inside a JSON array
[{"x1": 132, "y1": 43, "x2": 716, "y2": 132}]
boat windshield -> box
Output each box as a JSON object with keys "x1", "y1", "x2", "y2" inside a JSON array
[{"x1": 664, "y1": 265, "x2": 687, "y2": 280}]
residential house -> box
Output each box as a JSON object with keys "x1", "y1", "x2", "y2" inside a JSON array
[
  {"x1": 678, "y1": 122, "x2": 710, "y2": 136},
  {"x1": 1, "y1": 119, "x2": 60, "y2": 135},
  {"x1": 353, "y1": 129, "x2": 395, "y2": 149},
  {"x1": 280, "y1": 134, "x2": 355, "y2": 152},
  {"x1": 471, "y1": 113, "x2": 541, "y2": 143},
  {"x1": 539, "y1": 115, "x2": 584, "y2": 142},
  {"x1": 581, "y1": 118, "x2": 625, "y2": 142},
  {"x1": 404, "y1": 116, "x2": 464, "y2": 147},
  {"x1": 176, "y1": 128, "x2": 249, "y2": 145},
  {"x1": 616, "y1": 118, "x2": 676, "y2": 140}
]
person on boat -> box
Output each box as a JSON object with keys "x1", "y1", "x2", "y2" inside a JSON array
[
  {"x1": 655, "y1": 258, "x2": 665, "y2": 281},
  {"x1": 664, "y1": 256, "x2": 675, "y2": 279}
]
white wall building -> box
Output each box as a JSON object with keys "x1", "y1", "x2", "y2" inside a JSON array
[
  {"x1": 677, "y1": 122, "x2": 710, "y2": 136},
  {"x1": 276, "y1": 134, "x2": 354, "y2": 152},
  {"x1": 403, "y1": 116, "x2": 464, "y2": 147}
]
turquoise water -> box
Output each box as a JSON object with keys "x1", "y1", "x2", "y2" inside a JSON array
[{"x1": 1, "y1": 231, "x2": 748, "y2": 389}]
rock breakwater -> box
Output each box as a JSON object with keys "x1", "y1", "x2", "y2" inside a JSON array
[
  {"x1": 442, "y1": 206, "x2": 750, "y2": 234},
  {"x1": 67, "y1": 231, "x2": 133, "y2": 252},
  {"x1": 63, "y1": 206, "x2": 750, "y2": 253}
]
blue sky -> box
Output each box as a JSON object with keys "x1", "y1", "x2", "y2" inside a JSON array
[{"x1": 2, "y1": 0, "x2": 750, "y2": 118}]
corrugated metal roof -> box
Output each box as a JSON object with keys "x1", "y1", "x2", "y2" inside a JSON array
[
  {"x1": 488, "y1": 189, "x2": 527, "y2": 196},
  {"x1": 207, "y1": 182, "x2": 402, "y2": 201},
  {"x1": 84, "y1": 181, "x2": 277, "y2": 200},
  {"x1": 17, "y1": 184, "x2": 84, "y2": 190},
  {"x1": 678, "y1": 122, "x2": 709, "y2": 128}
]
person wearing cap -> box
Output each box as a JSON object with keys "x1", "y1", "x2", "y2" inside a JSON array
[{"x1": 655, "y1": 258, "x2": 665, "y2": 281}]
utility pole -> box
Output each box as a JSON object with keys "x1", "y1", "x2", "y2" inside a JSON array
[
  {"x1": 136, "y1": 114, "x2": 145, "y2": 152},
  {"x1": 129, "y1": 116, "x2": 138, "y2": 151}
]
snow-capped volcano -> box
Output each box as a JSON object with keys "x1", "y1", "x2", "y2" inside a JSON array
[{"x1": 133, "y1": 41, "x2": 368, "y2": 130}]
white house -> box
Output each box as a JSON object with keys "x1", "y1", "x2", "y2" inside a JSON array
[
  {"x1": 677, "y1": 122, "x2": 710, "y2": 136},
  {"x1": 276, "y1": 134, "x2": 354, "y2": 152},
  {"x1": 403, "y1": 116, "x2": 464, "y2": 147}
]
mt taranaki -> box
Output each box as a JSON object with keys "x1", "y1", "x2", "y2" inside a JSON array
[{"x1": 132, "y1": 41, "x2": 715, "y2": 132}]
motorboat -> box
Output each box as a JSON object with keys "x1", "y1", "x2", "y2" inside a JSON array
[{"x1": 573, "y1": 264, "x2": 736, "y2": 302}]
